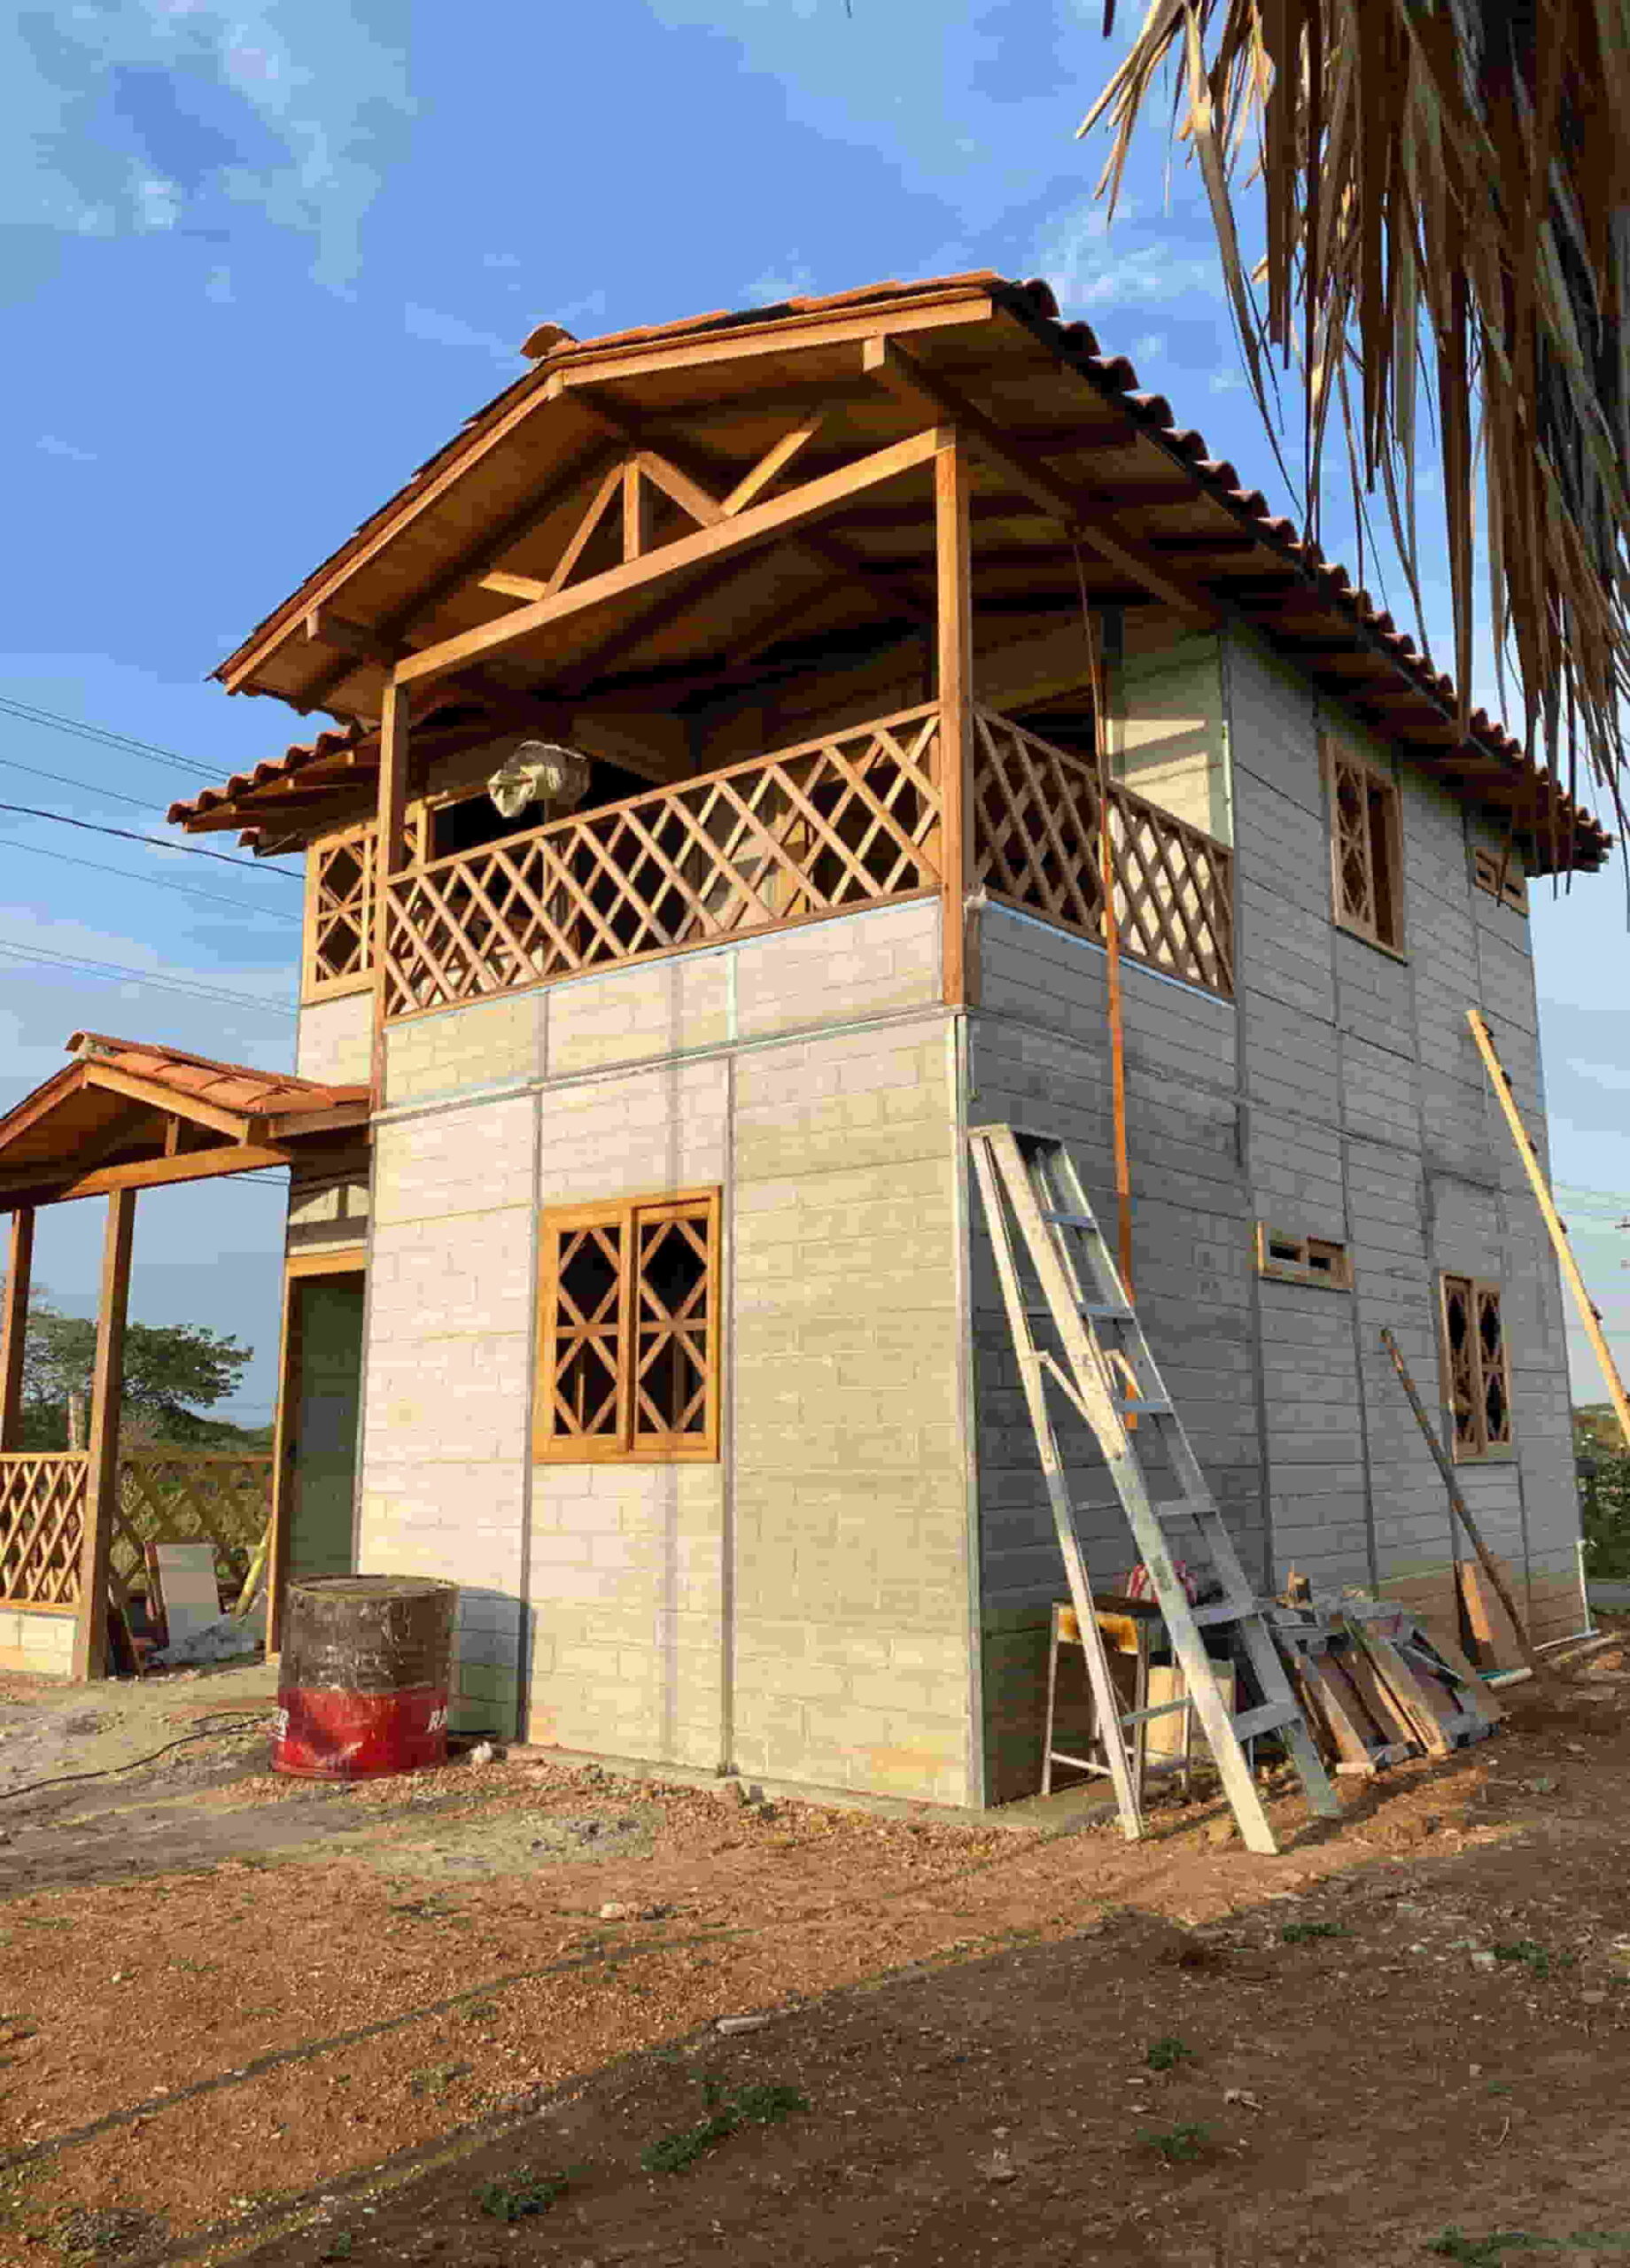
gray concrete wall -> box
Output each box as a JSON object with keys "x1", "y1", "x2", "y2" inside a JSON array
[{"x1": 963, "y1": 628, "x2": 1585, "y2": 1796}]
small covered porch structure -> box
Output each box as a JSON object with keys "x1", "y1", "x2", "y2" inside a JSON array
[{"x1": 0, "y1": 1034, "x2": 369, "y2": 1679}]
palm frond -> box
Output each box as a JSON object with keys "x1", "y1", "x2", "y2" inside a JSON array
[{"x1": 1083, "y1": 0, "x2": 1630, "y2": 826}]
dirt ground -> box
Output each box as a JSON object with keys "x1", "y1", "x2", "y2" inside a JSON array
[{"x1": 3, "y1": 1634, "x2": 1630, "y2": 2267}]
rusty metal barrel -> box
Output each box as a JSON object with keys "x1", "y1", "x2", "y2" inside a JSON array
[{"x1": 272, "y1": 1575, "x2": 457, "y2": 1780}]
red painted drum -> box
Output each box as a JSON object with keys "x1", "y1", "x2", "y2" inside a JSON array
[{"x1": 273, "y1": 1575, "x2": 457, "y2": 1781}]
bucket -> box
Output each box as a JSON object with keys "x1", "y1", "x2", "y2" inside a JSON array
[{"x1": 273, "y1": 1575, "x2": 456, "y2": 1780}]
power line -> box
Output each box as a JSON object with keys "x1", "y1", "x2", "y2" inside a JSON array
[
  {"x1": 0, "y1": 693, "x2": 220, "y2": 781},
  {"x1": 0, "y1": 936, "x2": 296, "y2": 1015},
  {"x1": 0, "y1": 830, "x2": 299, "y2": 919},
  {"x1": 0, "y1": 753, "x2": 172, "y2": 813},
  {"x1": 0, "y1": 798, "x2": 299, "y2": 879}
]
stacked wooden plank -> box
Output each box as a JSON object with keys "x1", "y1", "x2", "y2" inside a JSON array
[{"x1": 1271, "y1": 1596, "x2": 1502, "y2": 1776}]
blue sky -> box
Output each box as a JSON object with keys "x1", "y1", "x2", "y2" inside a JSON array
[{"x1": 2, "y1": 0, "x2": 1625, "y2": 1423}]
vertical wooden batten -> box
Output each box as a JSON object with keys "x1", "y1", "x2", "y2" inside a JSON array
[
  {"x1": 370, "y1": 680, "x2": 411, "y2": 1094},
  {"x1": 72, "y1": 1188, "x2": 135, "y2": 1682},
  {"x1": 935, "y1": 438, "x2": 974, "y2": 1006},
  {"x1": 0, "y1": 1207, "x2": 34, "y2": 1452}
]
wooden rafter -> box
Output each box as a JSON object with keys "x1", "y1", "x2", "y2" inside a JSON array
[
  {"x1": 863, "y1": 336, "x2": 1215, "y2": 629},
  {"x1": 571, "y1": 393, "x2": 935, "y2": 632},
  {"x1": 392, "y1": 426, "x2": 950, "y2": 691}
]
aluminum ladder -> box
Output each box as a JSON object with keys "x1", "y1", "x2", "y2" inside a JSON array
[{"x1": 969, "y1": 1124, "x2": 1341, "y2": 1854}]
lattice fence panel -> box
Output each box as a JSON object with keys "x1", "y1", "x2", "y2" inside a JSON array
[
  {"x1": 0, "y1": 1454, "x2": 87, "y2": 1606},
  {"x1": 113, "y1": 1453, "x2": 273, "y2": 1591},
  {"x1": 972, "y1": 708, "x2": 1234, "y2": 998},
  {"x1": 305, "y1": 827, "x2": 376, "y2": 998},
  {"x1": 384, "y1": 707, "x2": 943, "y2": 1017}
]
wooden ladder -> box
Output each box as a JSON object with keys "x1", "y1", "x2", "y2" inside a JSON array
[{"x1": 968, "y1": 1125, "x2": 1341, "y2": 1854}]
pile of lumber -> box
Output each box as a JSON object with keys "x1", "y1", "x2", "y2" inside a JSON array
[{"x1": 1271, "y1": 1596, "x2": 1502, "y2": 1777}]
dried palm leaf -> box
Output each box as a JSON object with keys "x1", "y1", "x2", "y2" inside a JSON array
[{"x1": 1082, "y1": 0, "x2": 1630, "y2": 831}]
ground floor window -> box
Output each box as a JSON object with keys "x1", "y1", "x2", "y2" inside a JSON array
[
  {"x1": 534, "y1": 1189, "x2": 720, "y2": 1462},
  {"x1": 1438, "y1": 1273, "x2": 1513, "y2": 1459}
]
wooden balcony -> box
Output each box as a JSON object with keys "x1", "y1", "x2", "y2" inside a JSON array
[
  {"x1": 357, "y1": 700, "x2": 1233, "y2": 1022},
  {"x1": 380, "y1": 704, "x2": 946, "y2": 1020},
  {"x1": 0, "y1": 1449, "x2": 273, "y2": 1611}
]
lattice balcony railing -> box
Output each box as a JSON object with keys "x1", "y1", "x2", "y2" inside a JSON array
[
  {"x1": 972, "y1": 707, "x2": 1235, "y2": 998},
  {"x1": 0, "y1": 1449, "x2": 274, "y2": 1612},
  {"x1": 0, "y1": 1453, "x2": 87, "y2": 1607},
  {"x1": 382, "y1": 706, "x2": 944, "y2": 1018},
  {"x1": 113, "y1": 1452, "x2": 274, "y2": 1591}
]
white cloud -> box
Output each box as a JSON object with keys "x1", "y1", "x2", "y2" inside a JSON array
[
  {"x1": 1, "y1": 3, "x2": 415, "y2": 287},
  {"x1": 1564, "y1": 1058, "x2": 1630, "y2": 1096},
  {"x1": 402, "y1": 302, "x2": 516, "y2": 361},
  {"x1": 1130, "y1": 331, "x2": 1166, "y2": 363},
  {"x1": 37, "y1": 433, "x2": 97, "y2": 462},
  {"x1": 1033, "y1": 202, "x2": 1219, "y2": 316},
  {"x1": 742, "y1": 259, "x2": 818, "y2": 305},
  {"x1": 1208, "y1": 366, "x2": 1246, "y2": 393}
]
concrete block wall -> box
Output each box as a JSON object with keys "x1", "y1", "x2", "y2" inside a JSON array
[
  {"x1": 1227, "y1": 627, "x2": 1581, "y2": 1613},
  {"x1": 361, "y1": 897, "x2": 978, "y2": 1799},
  {"x1": 296, "y1": 990, "x2": 373, "y2": 1087},
  {"x1": 0, "y1": 1606, "x2": 74, "y2": 1677},
  {"x1": 964, "y1": 629, "x2": 1585, "y2": 1792},
  {"x1": 359, "y1": 1090, "x2": 537, "y2": 1730}
]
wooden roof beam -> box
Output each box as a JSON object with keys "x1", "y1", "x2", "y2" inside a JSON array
[
  {"x1": 392, "y1": 426, "x2": 950, "y2": 692},
  {"x1": 570, "y1": 391, "x2": 935, "y2": 632},
  {"x1": 861, "y1": 337, "x2": 1217, "y2": 631}
]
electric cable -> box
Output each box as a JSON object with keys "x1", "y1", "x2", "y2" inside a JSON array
[
  {"x1": 0, "y1": 796, "x2": 296, "y2": 877},
  {"x1": 0, "y1": 829, "x2": 298, "y2": 918},
  {"x1": 0, "y1": 935, "x2": 295, "y2": 1014},
  {"x1": 0, "y1": 693, "x2": 219, "y2": 779}
]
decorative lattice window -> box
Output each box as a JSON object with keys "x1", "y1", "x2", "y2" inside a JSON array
[
  {"x1": 535, "y1": 1191, "x2": 720, "y2": 1462},
  {"x1": 1323, "y1": 737, "x2": 1404, "y2": 951},
  {"x1": 304, "y1": 827, "x2": 376, "y2": 999},
  {"x1": 1255, "y1": 1223, "x2": 1353, "y2": 1290},
  {"x1": 1471, "y1": 845, "x2": 1529, "y2": 915},
  {"x1": 1439, "y1": 1274, "x2": 1513, "y2": 1460}
]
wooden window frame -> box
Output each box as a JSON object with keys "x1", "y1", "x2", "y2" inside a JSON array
[
  {"x1": 1471, "y1": 845, "x2": 1529, "y2": 916},
  {"x1": 534, "y1": 1188, "x2": 721, "y2": 1464},
  {"x1": 1254, "y1": 1223, "x2": 1353, "y2": 1291},
  {"x1": 1437, "y1": 1272, "x2": 1515, "y2": 1462},
  {"x1": 1323, "y1": 734, "x2": 1405, "y2": 955}
]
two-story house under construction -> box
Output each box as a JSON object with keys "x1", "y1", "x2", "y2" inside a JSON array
[{"x1": 0, "y1": 273, "x2": 1606, "y2": 1806}]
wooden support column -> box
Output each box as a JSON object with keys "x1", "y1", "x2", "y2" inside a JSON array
[
  {"x1": 935, "y1": 437, "x2": 975, "y2": 1006},
  {"x1": 1, "y1": 1207, "x2": 34, "y2": 1451},
  {"x1": 370, "y1": 679, "x2": 411, "y2": 1093},
  {"x1": 72, "y1": 1188, "x2": 135, "y2": 1682}
]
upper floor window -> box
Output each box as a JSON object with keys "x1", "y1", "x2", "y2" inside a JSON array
[
  {"x1": 1323, "y1": 735, "x2": 1404, "y2": 953},
  {"x1": 1438, "y1": 1273, "x2": 1513, "y2": 1460},
  {"x1": 534, "y1": 1190, "x2": 720, "y2": 1463}
]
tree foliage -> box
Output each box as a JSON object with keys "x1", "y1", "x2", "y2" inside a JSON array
[
  {"x1": 1575, "y1": 1402, "x2": 1630, "y2": 1580},
  {"x1": 3, "y1": 1281, "x2": 256, "y2": 1449}
]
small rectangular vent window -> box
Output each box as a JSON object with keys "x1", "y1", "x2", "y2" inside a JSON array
[
  {"x1": 1256, "y1": 1223, "x2": 1353, "y2": 1291},
  {"x1": 1471, "y1": 846, "x2": 1529, "y2": 915}
]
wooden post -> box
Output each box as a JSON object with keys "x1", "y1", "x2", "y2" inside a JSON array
[
  {"x1": 935, "y1": 437, "x2": 974, "y2": 1006},
  {"x1": 1468, "y1": 1006, "x2": 1630, "y2": 1451},
  {"x1": 72, "y1": 1188, "x2": 135, "y2": 1682},
  {"x1": 370, "y1": 679, "x2": 411, "y2": 1096},
  {"x1": 0, "y1": 1207, "x2": 34, "y2": 1452},
  {"x1": 1378, "y1": 1324, "x2": 1548, "y2": 1681}
]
